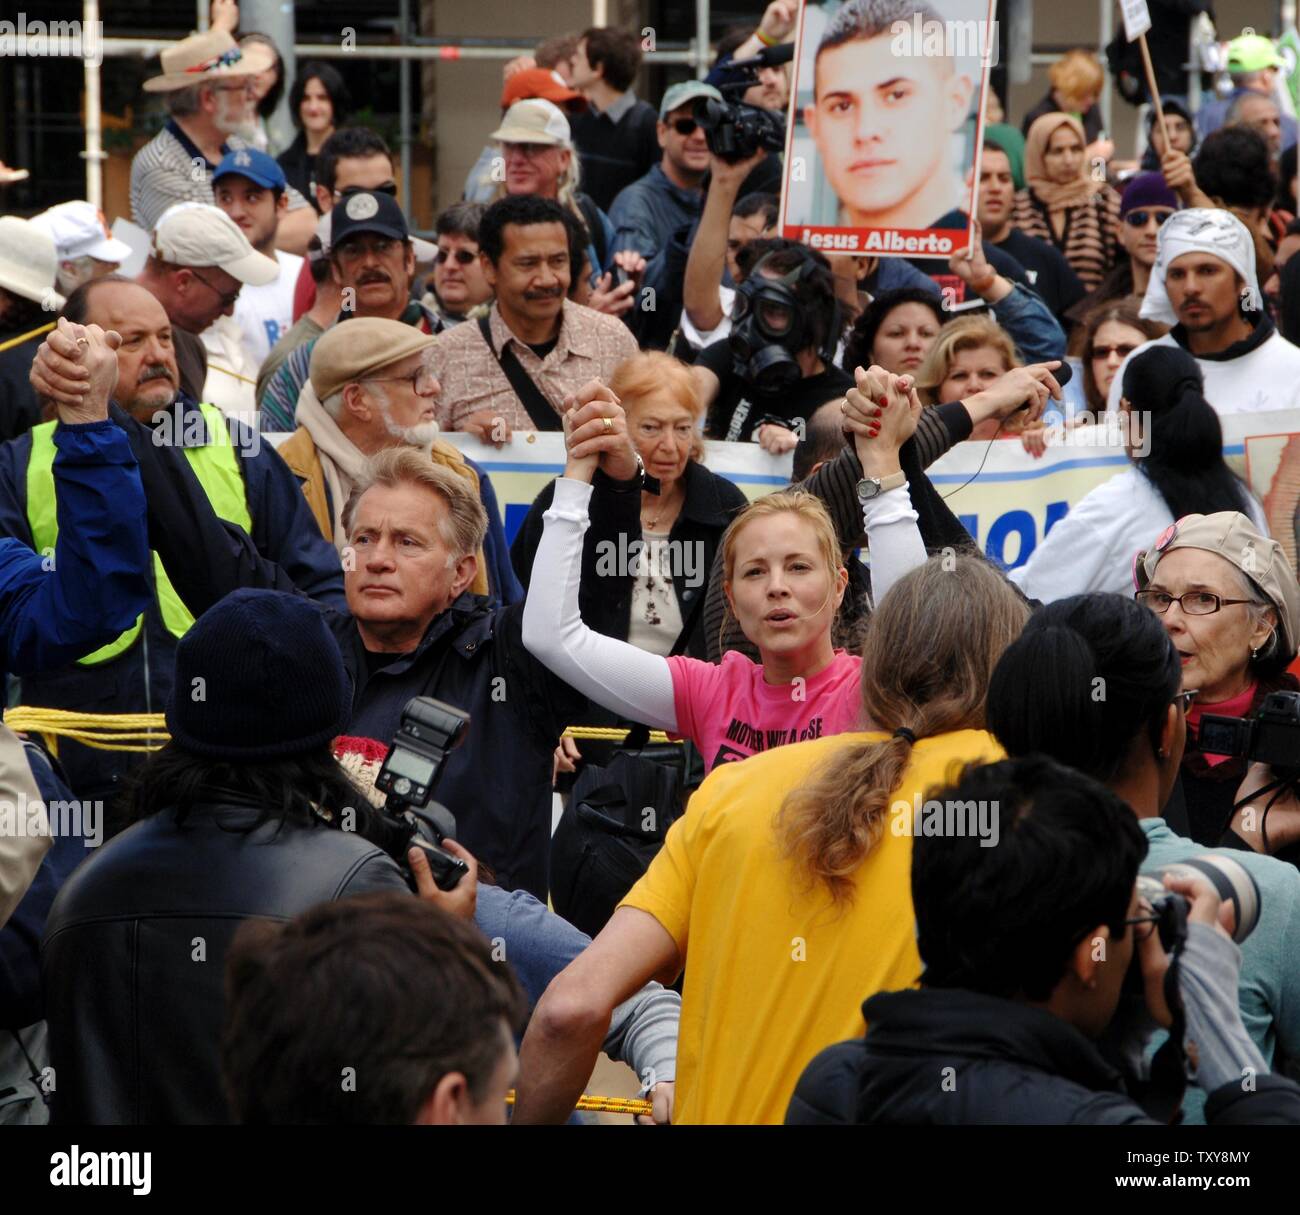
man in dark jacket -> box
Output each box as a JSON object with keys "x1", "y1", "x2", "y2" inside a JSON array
[
  {"x1": 787, "y1": 757, "x2": 1300, "y2": 1125},
  {"x1": 15, "y1": 276, "x2": 344, "y2": 810},
  {"x1": 33, "y1": 341, "x2": 640, "y2": 897}
]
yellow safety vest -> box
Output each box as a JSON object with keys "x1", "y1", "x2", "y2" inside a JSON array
[{"x1": 27, "y1": 403, "x2": 252, "y2": 665}]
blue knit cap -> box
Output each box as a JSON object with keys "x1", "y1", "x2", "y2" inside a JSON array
[{"x1": 165, "y1": 589, "x2": 352, "y2": 761}]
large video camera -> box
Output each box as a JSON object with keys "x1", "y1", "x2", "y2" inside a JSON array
[
  {"x1": 374, "y1": 696, "x2": 471, "y2": 891},
  {"x1": 692, "y1": 43, "x2": 791, "y2": 163},
  {"x1": 1200, "y1": 690, "x2": 1300, "y2": 781}
]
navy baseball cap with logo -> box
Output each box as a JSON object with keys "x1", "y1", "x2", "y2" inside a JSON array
[
  {"x1": 330, "y1": 189, "x2": 410, "y2": 248},
  {"x1": 212, "y1": 146, "x2": 286, "y2": 192}
]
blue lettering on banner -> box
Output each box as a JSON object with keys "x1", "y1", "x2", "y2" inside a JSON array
[
  {"x1": 986, "y1": 509, "x2": 1036, "y2": 569},
  {"x1": 262, "y1": 319, "x2": 282, "y2": 347},
  {"x1": 504, "y1": 501, "x2": 530, "y2": 545}
]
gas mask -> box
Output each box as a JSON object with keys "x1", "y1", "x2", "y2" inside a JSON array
[{"x1": 729, "y1": 252, "x2": 838, "y2": 394}]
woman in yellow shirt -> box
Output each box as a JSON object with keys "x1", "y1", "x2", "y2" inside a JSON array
[{"x1": 512, "y1": 554, "x2": 1030, "y2": 1125}]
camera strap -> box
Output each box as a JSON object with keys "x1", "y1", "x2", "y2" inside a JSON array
[{"x1": 477, "y1": 316, "x2": 564, "y2": 432}]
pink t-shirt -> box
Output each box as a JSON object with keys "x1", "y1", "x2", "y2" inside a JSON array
[{"x1": 667, "y1": 650, "x2": 864, "y2": 771}]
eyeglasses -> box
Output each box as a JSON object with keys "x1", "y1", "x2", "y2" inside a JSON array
[
  {"x1": 333, "y1": 182, "x2": 398, "y2": 201},
  {"x1": 1124, "y1": 912, "x2": 1161, "y2": 942},
  {"x1": 1089, "y1": 343, "x2": 1137, "y2": 360},
  {"x1": 1175, "y1": 688, "x2": 1200, "y2": 714},
  {"x1": 436, "y1": 247, "x2": 477, "y2": 266},
  {"x1": 1124, "y1": 209, "x2": 1174, "y2": 229},
  {"x1": 502, "y1": 142, "x2": 556, "y2": 160},
  {"x1": 670, "y1": 117, "x2": 699, "y2": 136},
  {"x1": 189, "y1": 269, "x2": 241, "y2": 309},
  {"x1": 335, "y1": 236, "x2": 400, "y2": 263},
  {"x1": 361, "y1": 368, "x2": 438, "y2": 394},
  {"x1": 1135, "y1": 589, "x2": 1261, "y2": 615}
]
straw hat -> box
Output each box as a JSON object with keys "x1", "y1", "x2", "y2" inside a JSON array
[{"x1": 143, "y1": 29, "x2": 274, "y2": 94}]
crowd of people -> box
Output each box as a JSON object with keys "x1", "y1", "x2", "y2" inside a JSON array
[{"x1": 1, "y1": 0, "x2": 1300, "y2": 1132}]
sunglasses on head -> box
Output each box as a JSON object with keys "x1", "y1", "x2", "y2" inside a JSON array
[
  {"x1": 1124, "y1": 209, "x2": 1173, "y2": 229},
  {"x1": 333, "y1": 182, "x2": 398, "y2": 201},
  {"x1": 670, "y1": 117, "x2": 699, "y2": 136},
  {"x1": 436, "y1": 248, "x2": 477, "y2": 266}
]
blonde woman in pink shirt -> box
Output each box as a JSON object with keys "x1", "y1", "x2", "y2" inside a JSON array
[{"x1": 522, "y1": 366, "x2": 932, "y2": 770}]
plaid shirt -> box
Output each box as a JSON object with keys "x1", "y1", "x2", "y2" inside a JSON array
[
  {"x1": 429, "y1": 300, "x2": 639, "y2": 432},
  {"x1": 130, "y1": 120, "x2": 309, "y2": 231}
]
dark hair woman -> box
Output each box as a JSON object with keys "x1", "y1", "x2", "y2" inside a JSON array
[
  {"x1": 277, "y1": 62, "x2": 353, "y2": 213},
  {"x1": 841, "y1": 287, "x2": 944, "y2": 378},
  {"x1": 1009, "y1": 345, "x2": 1265, "y2": 603},
  {"x1": 1068, "y1": 300, "x2": 1167, "y2": 413}
]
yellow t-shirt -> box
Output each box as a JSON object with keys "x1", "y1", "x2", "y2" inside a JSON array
[{"x1": 621, "y1": 728, "x2": 1005, "y2": 1125}]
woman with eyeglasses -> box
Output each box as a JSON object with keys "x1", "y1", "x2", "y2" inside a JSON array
[
  {"x1": 1132, "y1": 511, "x2": 1300, "y2": 861},
  {"x1": 1008, "y1": 344, "x2": 1267, "y2": 603},
  {"x1": 986, "y1": 590, "x2": 1300, "y2": 1122},
  {"x1": 1069, "y1": 301, "x2": 1167, "y2": 414},
  {"x1": 1013, "y1": 113, "x2": 1121, "y2": 292}
]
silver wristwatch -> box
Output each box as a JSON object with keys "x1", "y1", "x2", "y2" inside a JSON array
[{"x1": 856, "y1": 470, "x2": 907, "y2": 501}]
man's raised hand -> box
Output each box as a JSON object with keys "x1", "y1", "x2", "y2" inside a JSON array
[{"x1": 33, "y1": 318, "x2": 120, "y2": 425}]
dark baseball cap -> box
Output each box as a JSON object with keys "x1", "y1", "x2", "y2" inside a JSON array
[{"x1": 330, "y1": 189, "x2": 410, "y2": 248}]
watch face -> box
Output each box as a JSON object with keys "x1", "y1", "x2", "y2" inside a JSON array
[{"x1": 857, "y1": 478, "x2": 880, "y2": 501}]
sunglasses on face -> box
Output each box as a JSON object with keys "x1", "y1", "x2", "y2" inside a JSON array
[
  {"x1": 1124, "y1": 209, "x2": 1174, "y2": 229},
  {"x1": 1089, "y1": 343, "x2": 1137, "y2": 360},
  {"x1": 189, "y1": 269, "x2": 240, "y2": 309},
  {"x1": 333, "y1": 182, "x2": 398, "y2": 201},
  {"x1": 670, "y1": 117, "x2": 699, "y2": 136},
  {"x1": 436, "y1": 248, "x2": 477, "y2": 266}
]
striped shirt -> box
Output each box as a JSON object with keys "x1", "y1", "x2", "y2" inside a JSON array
[
  {"x1": 130, "y1": 119, "x2": 309, "y2": 231},
  {"x1": 1011, "y1": 186, "x2": 1121, "y2": 293}
]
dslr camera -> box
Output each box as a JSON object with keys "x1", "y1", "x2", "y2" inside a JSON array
[
  {"x1": 375, "y1": 696, "x2": 471, "y2": 892},
  {"x1": 1200, "y1": 690, "x2": 1300, "y2": 781}
]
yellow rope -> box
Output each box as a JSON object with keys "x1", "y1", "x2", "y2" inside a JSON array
[
  {"x1": 505, "y1": 1091, "x2": 654, "y2": 1117},
  {"x1": 0, "y1": 322, "x2": 55, "y2": 355},
  {"x1": 4, "y1": 708, "x2": 170, "y2": 755},
  {"x1": 562, "y1": 726, "x2": 676, "y2": 745}
]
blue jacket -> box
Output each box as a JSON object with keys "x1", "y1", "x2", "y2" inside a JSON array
[
  {"x1": 0, "y1": 420, "x2": 150, "y2": 676},
  {"x1": 609, "y1": 164, "x2": 704, "y2": 264},
  {"x1": 0, "y1": 399, "x2": 344, "y2": 804}
]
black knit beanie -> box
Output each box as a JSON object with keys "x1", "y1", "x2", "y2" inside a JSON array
[{"x1": 165, "y1": 589, "x2": 352, "y2": 761}]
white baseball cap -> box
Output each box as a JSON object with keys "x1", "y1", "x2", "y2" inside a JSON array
[
  {"x1": 490, "y1": 98, "x2": 572, "y2": 147},
  {"x1": 31, "y1": 201, "x2": 134, "y2": 265},
  {"x1": 0, "y1": 216, "x2": 64, "y2": 310},
  {"x1": 151, "y1": 202, "x2": 279, "y2": 286}
]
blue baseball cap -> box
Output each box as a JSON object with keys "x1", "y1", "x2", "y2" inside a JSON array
[{"x1": 213, "y1": 146, "x2": 286, "y2": 192}]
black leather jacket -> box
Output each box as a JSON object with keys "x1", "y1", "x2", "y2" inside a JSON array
[{"x1": 42, "y1": 802, "x2": 408, "y2": 1124}]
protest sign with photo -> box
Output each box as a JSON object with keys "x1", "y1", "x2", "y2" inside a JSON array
[{"x1": 779, "y1": 0, "x2": 998, "y2": 259}]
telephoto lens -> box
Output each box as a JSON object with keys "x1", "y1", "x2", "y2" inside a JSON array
[{"x1": 1150, "y1": 854, "x2": 1261, "y2": 945}]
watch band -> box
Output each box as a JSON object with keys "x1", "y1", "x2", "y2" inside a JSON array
[
  {"x1": 601, "y1": 453, "x2": 646, "y2": 494},
  {"x1": 857, "y1": 470, "x2": 907, "y2": 500}
]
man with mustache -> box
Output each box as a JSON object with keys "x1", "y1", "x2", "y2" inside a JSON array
[
  {"x1": 4, "y1": 275, "x2": 344, "y2": 810},
  {"x1": 429, "y1": 194, "x2": 638, "y2": 441},
  {"x1": 258, "y1": 190, "x2": 439, "y2": 435}
]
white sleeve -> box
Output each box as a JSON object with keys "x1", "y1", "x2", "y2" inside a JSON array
[
  {"x1": 863, "y1": 484, "x2": 927, "y2": 606},
  {"x1": 521, "y1": 477, "x2": 679, "y2": 733},
  {"x1": 1008, "y1": 489, "x2": 1115, "y2": 602}
]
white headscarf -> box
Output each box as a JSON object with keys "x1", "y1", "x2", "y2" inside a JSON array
[{"x1": 1139, "y1": 208, "x2": 1261, "y2": 326}]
